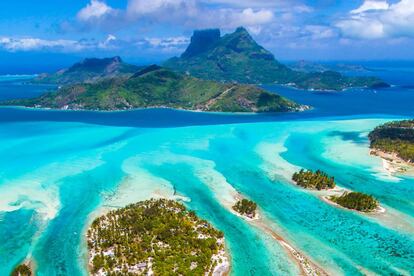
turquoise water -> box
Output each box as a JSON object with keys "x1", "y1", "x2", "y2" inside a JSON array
[{"x1": 0, "y1": 75, "x2": 414, "y2": 275}]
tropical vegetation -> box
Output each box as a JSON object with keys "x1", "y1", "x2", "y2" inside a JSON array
[
  {"x1": 330, "y1": 192, "x2": 379, "y2": 212},
  {"x1": 369, "y1": 120, "x2": 414, "y2": 163},
  {"x1": 87, "y1": 199, "x2": 226, "y2": 275},
  {"x1": 292, "y1": 169, "x2": 336, "y2": 190},
  {"x1": 232, "y1": 199, "x2": 257, "y2": 218},
  {"x1": 4, "y1": 65, "x2": 302, "y2": 113},
  {"x1": 11, "y1": 264, "x2": 32, "y2": 276},
  {"x1": 165, "y1": 27, "x2": 388, "y2": 91}
]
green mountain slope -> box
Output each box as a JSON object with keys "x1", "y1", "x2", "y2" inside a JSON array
[
  {"x1": 165, "y1": 27, "x2": 389, "y2": 91},
  {"x1": 33, "y1": 56, "x2": 141, "y2": 85},
  {"x1": 5, "y1": 65, "x2": 303, "y2": 113}
]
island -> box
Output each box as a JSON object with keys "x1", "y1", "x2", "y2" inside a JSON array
[
  {"x1": 32, "y1": 56, "x2": 141, "y2": 85},
  {"x1": 292, "y1": 169, "x2": 336, "y2": 190},
  {"x1": 330, "y1": 192, "x2": 379, "y2": 212},
  {"x1": 87, "y1": 199, "x2": 229, "y2": 275},
  {"x1": 11, "y1": 264, "x2": 32, "y2": 276},
  {"x1": 369, "y1": 120, "x2": 414, "y2": 173},
  {"x1": 232, "y1": 199, "x2": 257, "y2": 219},
  {"x1": 164, "y1": 27, "x2": 389, "y2": 91},
  {"x1": 3, "y1": 65, "x2": 304, "y2": 113},
  {"x1": 289, "y1": 60, "x2": 372, "y2": 74}
]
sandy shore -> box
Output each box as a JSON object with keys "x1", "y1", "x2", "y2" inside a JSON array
[
  {"x1": 251, "y1": 217, "x2": 329, "y2": 276},
  {"x1": 84, "y1": 188, "x2": 231, "y2": 276},
  {"x1": 298, "y1": 184, "x2": 386, "y2": 215},
  {"x1": 371, "y1": 149, "x2": 414, "y2": 176},
  {"x1": 211, "y1": 240, "x2": 231, "y2": 276},
  {"x1": 222, "y1": 191, "x2": 329, "y2": 275}
]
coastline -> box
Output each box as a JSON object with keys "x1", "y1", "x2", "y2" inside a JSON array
[
  {"x1": 28, "y1": 260, "x2": 37, "y2": 276},
  {"x1": 83, "y1": 193, "x2": 231, "y2": 275},
  {"x1": 304, "y1": 185, "x2": 386, "y2": 215},
  {"x1": 371, "y1": 149, "x2": 414, "y2": 176},
  {"x1": 210, "y1": 240, "x2": 231, "y2": 276},
  {"x1": 81, "y1": 175, "x2": 179, "y2": 274},
  {"x1": 247, "y1": 214, "x2": 329, "y2": 276},
  {"x1": 320, "y1": 194, "x2": 385, "y2": 215},
  {"x1": 226, "y1": 192, "x2": 328, "y2": 276},
  {"x1": 288, "y1": 178, "x2": 386, "y2": 215},
  {"x1": 1, "y1": 103, "x2": 309, "y2": 115}
]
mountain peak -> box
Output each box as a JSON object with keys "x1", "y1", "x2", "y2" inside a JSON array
[
  {"x1": 67, "y1": 56, "x2": 124, "y2": 73},
  {"x1": 181, "y1": 29, "x2": 221, "y2": 59},
  {"x1": 235, "y1": 26, "x2": 249, "y2": 34},
  {"x1": 83, "y1": 56, "x2": 122, "y2": 65},
  {"x1": 226, "y1": 26, "x2": 255, "y2": 42}
]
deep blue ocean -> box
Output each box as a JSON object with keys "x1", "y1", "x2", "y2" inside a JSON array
[{"x1": 0, "y1": 64, "x2": 413, "y2": 275}]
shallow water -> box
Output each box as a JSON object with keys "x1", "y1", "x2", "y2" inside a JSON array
[{"x1": 0, "y1": 74, "x2": 414, "y2": 275}]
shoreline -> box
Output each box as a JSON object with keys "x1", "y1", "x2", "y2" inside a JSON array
[
  {"x1": 320, "y1": 194, "x2": 385, "y2": 215},
  {"x1": 1, "y1": 104, "x2": 309, "y2": 115},
  {"x1": 210, "y1": 240, "x2": 231, "y2": 276},
  {"x1": 371, "y1": 149, "x2": 414, "y2": 176},
  {"x1": 249, "y1": 216, "x2": 329, "y2": 276},
  {"x1": 83, "y1": 198, "x2": 231, "y2": 276},
  {"x1": 292, "y1": 181, "x2": 386, "y2": 215},
  {"x1": 227, "y1": 192, "x2": 328, "y2": 276},
  {"x1": 225, "y1": 191, "x2": 329, "y2": 275}
]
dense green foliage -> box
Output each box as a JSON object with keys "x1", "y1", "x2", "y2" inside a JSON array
[
  {"x1": 369, "y1": 120, "x2": 414, "y2": 163},
  {"x1": 165, "y1": 27, "x2": 388, "y2": 91},
  {"x1": 292, "y1": 169, "x2": 336, "y2": 190},
  {"x1": 5, "y1": 66, "x2": 301, "y2": 113},
  {"x1": 232, "y1": 199, "x2": 257, "y2": 218},
  {"x1": 87, "y1": 199, "x2": 225, "y2": 275},
  {"x1": 11, "y1": 264, "x2": 32, "y2": 276},
  {"x1": 330, "y1": 192, "x2": 379, "y2": 212},
  {"x1": 33, "y1": 56, "x2": 141, "y2": 85}
]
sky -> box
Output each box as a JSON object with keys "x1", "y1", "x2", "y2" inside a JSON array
[{"x1": 0, "y1": 0, "x2": 414, "y2": 72}]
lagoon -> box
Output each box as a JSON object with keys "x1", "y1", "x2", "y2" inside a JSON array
[{"x1": 0, "y1": 70, "x2": 413, "y2": 275}]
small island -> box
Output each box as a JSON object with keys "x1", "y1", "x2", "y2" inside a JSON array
[
  {"x1": 232, "y1": 199, "x2": 257, "y2": 219},
  {"x1": 87, "y1": 199, "x2": 229, "y2": 275},
  {"x1": 369, "y1": 120, "x2": 414, "y2": 173},
  {"x1": 292, "y1": 169, "x2": 336, "y2": 190},
  {"x1": 330, "y1": 192, "x2": 379, "y2": 212},
  {"x1": 11, "y1": 264, "x2": 32, "y2": 276}
]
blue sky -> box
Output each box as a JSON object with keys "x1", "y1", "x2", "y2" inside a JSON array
[{"x1": 0, "y1": 0, "x2": 414, "y2": 71}]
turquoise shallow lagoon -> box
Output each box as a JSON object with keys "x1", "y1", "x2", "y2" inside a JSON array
[
  {"x1": 0, "y1": 75, "x2": 414, "y2": 275},
  {"x1": 1, "y1": 117, "x2": 413, "y2": 275}
]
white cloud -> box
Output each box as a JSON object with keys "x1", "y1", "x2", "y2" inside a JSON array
[
  {"x1": 199, "y1": 0, "x2": 282, "y2": 8},
  {"x1": 304, "y1": 25, "x2": 337, "y2": 40},
  {"x1": 350, "y1": 0, "x2": 389, "y2": 14},
  {"x1": 145, "y1": 36, "x2": 189, "y2": 47},
  {"x1": 77, "y1": 0, "x2": 115, "y2": 21},
  {"x1": 293, "y1": 5, "x2": 314, "y2": 13},
  {"x1": 226, "y1": 8, "x2": 274, "y2": 27},
  {"x1": 0, "y1": 37, "x2": 82, "y2": 52},
  {"x1": 76, "y1": 0, "x2": 275, "y2": 31},
  {"x1": 0, "y1": 36, "x2": 119, "y2": 52},
  {"x1": 127, "y1": 0, "x2": 192, "y2": 15},
  {"x1": 337, "y1": 0, "x2": 414, "y2": 39},
  {"x1": 98, "y1": 34, "x2": 117, "y2": 49}
]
